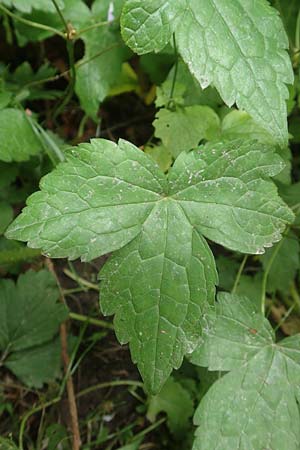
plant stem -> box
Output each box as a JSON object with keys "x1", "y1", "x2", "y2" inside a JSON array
[
  {"x1": 290, "y1": 282, "x2": 300, "y2": 310},
  {"x1": 296, "y1": 9, "x2": 300, "y2": 51},
  {"x1": 63, "y1": 268, "x2": 99, "y2": 291},
  {"x1": 19, "y1": 397, "x2": 61, "y2": 450},
  {"x1": 168, "y1": 34, "x2": 179, "y2": 108},
  {"x1": 0, "y1": 4, "x2": 65, "y2": 38},
  {"x1": 274, "y1": 303, "x2": 295, "y2": 332},
  {"x1": 232, "y1": 255, "x2": 248, "y2": 294},
  {"x1": 69, "y1": 312, "x2": 114, "y2": 330},
  {"x1": 76, "y1": 20, "x2": 113, "y2": 38},
  {"x1": 51, "y1": 0, "x2": 69, "y2": 31},
  {"x1": 260, "y1": 238, "x2": 285, "y2": 315},
  {"x1": 77, "y1": 380, "x2": 144, "y2": 398},
  {"x1": 51, "y1": 0, "x2": 77, "y2": 120},
  {"x1": 17, "y1": 43, "x2": 121, "y2": 96},
  {"x1": 133, "y1": 417, "x2": 166, "y2": 441},
  {"x1": 28, "y1": 116, "x2": 65, "y2": 164}
]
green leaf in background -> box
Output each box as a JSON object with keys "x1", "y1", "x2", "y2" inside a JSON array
[
  {"x1": 235, "y1": 273, "x2": 263, "y2": 310},
  {"x1": 0, "y1": 109, "x2": 42, "y2": 162},
  {"x1": 215, "y1": 255, "x2": 239, "y2": 292},
  {"x1": 0, "y1": 202, "x2": 13, "y2": 234},
  {"x1": 279, "y1": 181, "x2": 300, "y2": 226},
  {"x1": 191, "y1": 293, "x2": 300, "y2": 450},
  {"x1": 273, "y1": 0, "x2": 300, "y2": 46},
  {"x1": 156, "y1": 60, "x2": 221, "y2": 109},
  {"x1": 144, "y1": 144, "x2": 172, "y2": 172},
  {"x1": 220, "y1": 110, "x2": 277, "y2": 145},
  {"x1": 260, "y1": 232, "x2": 300, "y2": 294},
  {"x1": 147, "y1": 376, "x2": 194, "y2": 437},
  {"x1": 13, "y1": 0, "x2": 91, "y2": 44},
  {"x1": 75, "y1": 0, "x2": 128, "y2": 120},
  {"x1": 122, "y1": 0, "x2": 293, "y2": 144},
  {"x1": 0, "y1": 0, "x2": 64, "y2": 13},
  {"x1": 6, "y1": 138, "x2": 293, "y2": 392},
  {"x1": 5, "y1": 337, "x2": 62, "y2": 388},
  {"x1": 0, "y1": 270, "x2": 68, "y2": 387},
  {"x1": 154, "y1": 106, "x2": 220, "y2": 157},
  {"x1": 3, "y1": 62, "x2": 60, "y2": 101},
  {"x1": 0, "y1": 437, "x2": 18, "y2": 450},
  {"x1": 0, "y1": 162, "x2": 18, "y2": 189}
]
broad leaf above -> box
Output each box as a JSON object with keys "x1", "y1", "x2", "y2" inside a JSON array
[{"x1": 121, "y1": 0, "x2": 293, "y2": 144}]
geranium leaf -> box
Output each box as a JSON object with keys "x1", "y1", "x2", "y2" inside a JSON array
[{"x1": 6, "y1": 138, "x2": 293, "y2": 392}]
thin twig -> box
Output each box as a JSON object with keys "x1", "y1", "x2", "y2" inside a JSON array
[
  {"x1": 45, "y1": 258, "x2": 81, "y2": 450},
  {"x1": 0, "y1": 4, "x2": 65, "y2": 38},
  {"x1": 232, "y1": 255, "x2": 248, "y2": 294}
]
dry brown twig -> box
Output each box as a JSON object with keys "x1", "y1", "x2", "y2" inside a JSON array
[{"x1": 45, "y1": 258, "x2": 81, "y2": 450}]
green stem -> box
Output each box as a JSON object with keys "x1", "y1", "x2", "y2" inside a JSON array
[
  {"x1": 296, "y1": 9, "x2": 300, "y2": 50},
  {"x1": 51, "y1": 0, "x2": 76, "y2": 120},
  {"x1": 274, "y1": 303, "x2": 295, "y2": 332},
  {"x1": 77, "y1": 380, "x2": 144, "y2": 399},
  {"x1": 19, "y1": 397, "x2": 61, "y2": 450},
  {"x1": 51, "y1": 0, "x2": 68, "y2": 31},
  {"x1": 133, "y1": 417, "x2": 166, "y2": 441},
  {"x1": 76, "y1": 20, "x2": 113, "y2": 38},
  {"x1": 232, "y1": 255, "x2": 248, "y2": 294},
  {"x1": 261, "y1": 238, "x2": 285, "y2": 315},
  {"x1": 17, "y1": 43, "x2": 121, "y2": 96},
  {"x1": 69, "y1": 312, "x2": 114, "y2": 331},
  {"x1": 0, "y1": 4, "x2": 65, "y2": 38},
  {"x1": 26, "y1": 114, "x2": 65, "y2": 165},
  {"x1": 76, "y1": 43, "x2": 121, "y2": 68},
  {"x1": 63, "y1": 268, "x2": 99, "y2": 291},
  {"x1": 290, "y1": 282, "x2": 300, "y2": 310},
  {"x1": 3, "y1": 11, "x2": 13, "y2": 45},
  {"x1": 168, "y1": 34, "x2": 179, "y2": 109}
]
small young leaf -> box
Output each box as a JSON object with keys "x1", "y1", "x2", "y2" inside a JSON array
[
  {"x1": 147, "y1": 376, "x2": 194, "y2": 437},
  {"x1": 192, "y1": 294, "x2": 300, "y2": 450},
  {"x1": 122, "y1": 0, "x2": 293, "y2": 144},
  {"x1": 154, "y1": 106, "x2": 220, "y2": 157},
  {"x1": 0, "y1": 109, "x2": 42, "y2": 162},
  {"x1": 144, "y1": 144, "x2": 172, "y2": 172}
]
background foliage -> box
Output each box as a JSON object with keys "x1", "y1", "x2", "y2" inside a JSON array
[{"x1": 0, "y1": 0, "x2": 300, "y2": 449}]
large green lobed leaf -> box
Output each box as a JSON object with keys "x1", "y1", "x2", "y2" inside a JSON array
[{"x1": 6, "y1": 138, "x2": 294, "y2": 392}]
